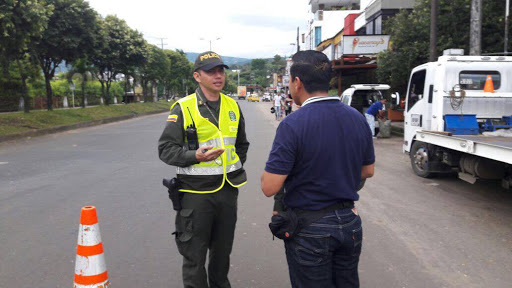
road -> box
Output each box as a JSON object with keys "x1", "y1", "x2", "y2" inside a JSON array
[{"x1": 1, "y1": 100, "x2": 511, "y2": 287}]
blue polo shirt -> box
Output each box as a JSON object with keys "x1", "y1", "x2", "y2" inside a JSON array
[
  {"x1": 265, "y1": 97, "x2": 375, "y2": 210},
  {"x1": 365, "y1": 101, "x2": 383, "y2": 116}
]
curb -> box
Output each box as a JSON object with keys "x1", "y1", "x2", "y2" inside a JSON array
[{"x1": 0, "y1": 109, "x2": 168, "y2": 143}]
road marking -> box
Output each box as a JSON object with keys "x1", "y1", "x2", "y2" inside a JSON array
[{"x1": 0, "y1": 162, "x2": 8, "y2": 165}]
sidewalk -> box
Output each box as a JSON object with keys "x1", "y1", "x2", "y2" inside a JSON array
[{"x1": 0, "y1": 108, "x2": 168, "y2": 143}]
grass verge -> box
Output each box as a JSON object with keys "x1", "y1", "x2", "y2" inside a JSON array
[{"x1": 0, "y1": 101, "x2": 172, "y2": 137}]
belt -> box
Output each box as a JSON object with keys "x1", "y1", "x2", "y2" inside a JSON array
[
  {"x1": 292, "y1": 200, "x2": 355, "y2": 230},
  {"x1": 293, "y1": 200, "x2": 354, "y2": 215}
]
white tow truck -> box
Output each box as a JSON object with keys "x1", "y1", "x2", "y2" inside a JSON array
[{"x1": 403, "y1": 49, "x2": 512, "y2": 188}]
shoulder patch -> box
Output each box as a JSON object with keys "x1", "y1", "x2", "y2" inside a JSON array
[{"x1": 167, "y1": 114, "x2": 178, "y2": 122}]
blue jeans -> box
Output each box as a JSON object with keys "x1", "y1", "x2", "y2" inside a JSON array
[{"x1": 284, "y1": 208, "x2": 362, "y2": 288}]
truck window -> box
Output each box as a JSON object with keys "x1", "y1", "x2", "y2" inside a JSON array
[
  {"x1": 459, "y1": 71, "x2": 500, "y2": 90},
  {"x1": 407, "y1": 70, "x2": 426, "y2": 111}
]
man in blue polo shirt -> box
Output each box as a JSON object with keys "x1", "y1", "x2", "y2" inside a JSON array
[
  {"x1": 365, "y1": 98, "x2": 387, "y2": 138},
  {"x1": 261, "y1": 50, "x2": 375, "y2": 288}
]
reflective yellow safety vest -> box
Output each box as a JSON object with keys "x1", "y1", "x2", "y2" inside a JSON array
[{"x1": 171, "y1": 93, "x2": 247, "y2": 193}]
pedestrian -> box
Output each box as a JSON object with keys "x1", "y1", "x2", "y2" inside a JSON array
[
  {"x1": 261, "y1": 50, "x2": 375, "y2": 288},
  {"x1": 365, "y1": 98, "x2": 387, "y2": 138},
  {"x1": 285, "y1": 94, "x2": 293, "y2": 116},
  {"x1": 158, "y1": 51, "x2": 250, "y2": 288},
  {"x1": 274, "y1": 92, "x2": 282, "y2": 120}
]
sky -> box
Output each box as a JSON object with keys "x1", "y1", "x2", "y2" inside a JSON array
[{"x1": 86, "y1": 0, "x2": 311, "y2": 59}]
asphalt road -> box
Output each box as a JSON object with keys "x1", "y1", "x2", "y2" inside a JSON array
[{"x1": 1, "y1": 100, "x2": 511, "y2": 288}]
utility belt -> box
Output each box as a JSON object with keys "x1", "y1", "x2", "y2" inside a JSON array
[{"x1": 268, "y1": 200, "x2": 354, "y2": 240}]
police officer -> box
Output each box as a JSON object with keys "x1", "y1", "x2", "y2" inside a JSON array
[{"x1": 158, "y1": 51, "x2": 249, "y2": 288}]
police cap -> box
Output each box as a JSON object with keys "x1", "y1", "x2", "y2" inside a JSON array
[{"x1": 194, "y1": 51, "x2": 229, "y2": 71}]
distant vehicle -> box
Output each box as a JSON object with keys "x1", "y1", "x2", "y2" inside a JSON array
[
  {"x1": 237, "y1": 86, "x2": 247, "y2": 100},
  {"x1": 341, "y1": 84, "x2": 390, "y2": 115},
  {"x1": 248, "y1": 95, "x2": 260, "y2": 102},
  {"x1": 262, "y1": 93, "x2": 271, "y2": 102}
]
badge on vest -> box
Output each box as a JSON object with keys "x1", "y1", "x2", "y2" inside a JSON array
[{"x1": 229, "y1": 111, "x2": 236, "y2": 121}]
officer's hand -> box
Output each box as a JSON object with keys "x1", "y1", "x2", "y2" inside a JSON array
[
  {"x1": 272, "y1": 211, "x2": 279, "y2": 216},
  {"x1": 195, "y1": 145, "x2": 225, "y2": 162}
]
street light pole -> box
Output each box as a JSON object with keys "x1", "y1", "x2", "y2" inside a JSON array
[{"x1": 200, "y1": 37, "x2": 221, "y2": 50}]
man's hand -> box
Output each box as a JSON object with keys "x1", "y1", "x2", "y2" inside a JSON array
[{"x1": 195, "y1": 145, "x2": 225, "y2": 162}]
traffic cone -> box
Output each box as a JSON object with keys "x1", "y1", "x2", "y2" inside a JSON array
[
  {"x1": 483, "y1": 75, "x2": 495, "y2": 93},
  {"x1": 74, "y1": 206, "x2": 110, "y2": 288}
]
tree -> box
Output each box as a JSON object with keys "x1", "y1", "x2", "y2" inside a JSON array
[
  {"x1": 0, "y1": 0, "x2": 50, "y2": 113},
  {"x1": 377, "y1": 0, "x2": 512, "y2": 94},
  {"x1": 33, "y1": 0, "x2": 98, "y2": 110},
  {"x1": 92, "y1": 15, "x2": 145, "y2": 105},
  {"x1": 138, "y1": 44, "x2": 170, "y2": 102},
  {"x1": 163, "y1": 49, "x2": 193, "y2": 99},
  {"x1": 67, "y1": 57, "x2": 96, "y2": 107}
]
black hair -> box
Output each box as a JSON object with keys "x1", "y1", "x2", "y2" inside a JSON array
[{"x1": 290, "y1": 50, "x2": 332, "y2": 94}]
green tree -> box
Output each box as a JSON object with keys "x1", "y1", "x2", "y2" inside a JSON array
[
  {"x1": 377, "y1": 0, "x2": 512, "y2": 94},
  {"x1": 163, "y1": 49, "x2": 193, "y2": 99},
  {"x1": 138, "y1": 44, "x2": 170, "y2": 102},
  {"x1": 251, "y1": 58, "x2": 267, "y2": 71},
  {"x1": 33, "y1": 0, "x2": 98, "y2": 110},
  {"x1": 92, "y1": 15, "x2": 145, "y2": 105},
  {"x1": 67, "y1": 57, "x2": 96, "y2": 107},
  {"x1": 0, "y1": 0, "x2": 50, "y2": 112}
]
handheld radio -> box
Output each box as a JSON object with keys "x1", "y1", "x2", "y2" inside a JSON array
[{"x1": 186, "y1": 107, "x2": 199, "y2": 150}]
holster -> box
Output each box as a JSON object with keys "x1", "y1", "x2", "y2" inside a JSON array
[{"x1": 162, "y1": 177, "x2": 182, "y2": 211}]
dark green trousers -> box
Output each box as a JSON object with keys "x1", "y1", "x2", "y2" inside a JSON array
[{"x1": 174, "y1": 184, "x2": 238, "y2": 288}]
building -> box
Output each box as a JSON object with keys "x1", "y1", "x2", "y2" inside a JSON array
[{"x1": 303, "y1": 0, "x2": 416, "y2": 95}]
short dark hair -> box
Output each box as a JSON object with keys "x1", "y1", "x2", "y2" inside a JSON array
[{"x1": 290, "y1": 51, "x2": 332, "y2": 94}]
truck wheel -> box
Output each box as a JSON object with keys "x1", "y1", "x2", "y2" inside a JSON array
[{"x1": 410, "y1": 141, "x2": 434, "y2": 178}]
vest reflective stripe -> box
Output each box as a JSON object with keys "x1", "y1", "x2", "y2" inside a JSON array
[
  {"x1": 198, "y1": 136, "x2": 237, "y2": 148},
  {"x1": 171, "y1": 93, "x2": 246, "y2": 193},
  {"x1": 176, "y1": 161, "x2": 243, "y2": 175}
]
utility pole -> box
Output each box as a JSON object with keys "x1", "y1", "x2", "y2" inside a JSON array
[
  {"x1": 506, "y1": 0, "x2": 510, "y2": 54},
  {"x1": 429, "y1": 0, "x2": 438, "y2": 61},
  {"x1": 296, "y1": 27, "x2": 300, "y2": 52},
  {"x1": 470, "y1": 0, "x2": 482, "y2": 55},
  {"x1": 156, "y1": 38, "x2": 168, "y2": 49}
]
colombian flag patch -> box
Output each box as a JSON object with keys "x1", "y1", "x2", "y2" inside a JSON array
[{"x1": 167, "y1": 114, "x2": 178, "y2": 122}]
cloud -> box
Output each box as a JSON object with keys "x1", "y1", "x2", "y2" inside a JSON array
[{"x1": 228, "y1": 14, "x2": 304, "y2": 31}]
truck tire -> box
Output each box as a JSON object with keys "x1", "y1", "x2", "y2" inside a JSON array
[{"x1": 410, "y1": 141, "x2": 434, "y2": 178}]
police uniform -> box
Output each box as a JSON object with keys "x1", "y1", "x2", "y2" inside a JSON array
[{"x1": 158, "y1": 52, "x2": 249, "y2": 288}]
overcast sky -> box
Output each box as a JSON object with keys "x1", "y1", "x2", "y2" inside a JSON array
[{"x1": 86, "y1": 0, "x2": 310, "y2": 59}]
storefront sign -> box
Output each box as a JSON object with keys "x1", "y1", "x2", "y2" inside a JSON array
[{"x1": 342, "y1": 35, "x2": 390, "y2": 55}]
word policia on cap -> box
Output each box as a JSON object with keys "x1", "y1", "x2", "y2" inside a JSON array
[{"x1": 200, "y1": 52, "x2": 220, "y2": 62}]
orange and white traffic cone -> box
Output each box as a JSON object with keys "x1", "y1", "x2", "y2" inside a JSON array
[
  {"x1": 483, "y1": 75, "x2": 495, "y2": 93},
  {"x1": 74, "y1": 206, "x2": 110, "y2": 288}
]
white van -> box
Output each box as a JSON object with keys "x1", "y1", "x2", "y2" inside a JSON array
[{"x1": 341, "y1": 84, "x2": 390, "y2": 115}]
